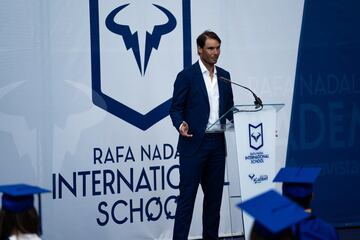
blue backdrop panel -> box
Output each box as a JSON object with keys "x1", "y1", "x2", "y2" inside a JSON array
[{"x1": 287, "y1": 0, "x2": 360, "y2": 227}]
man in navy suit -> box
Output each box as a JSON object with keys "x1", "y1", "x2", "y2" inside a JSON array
[{"x1": 170, "y1": 31, "x2": 234, "y2": 240}]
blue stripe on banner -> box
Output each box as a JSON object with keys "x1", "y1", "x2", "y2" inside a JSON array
[{"x1": 287, "y1": 0, "x2": 360, "y2": 227}]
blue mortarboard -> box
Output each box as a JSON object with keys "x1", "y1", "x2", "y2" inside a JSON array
[
  {"x1": 237, "y1": 190, "x2": 310, "y2": 234},
  {"x1": 0, "y1": 184, "x2": 50, "y2": 213},
  {"x1": 273, "y1": 167, "x2": 321, "y2": 198}
]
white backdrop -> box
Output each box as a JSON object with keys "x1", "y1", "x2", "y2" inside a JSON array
[{"x1": 0, "y1": 1, "x2": 304, "y2": 239}]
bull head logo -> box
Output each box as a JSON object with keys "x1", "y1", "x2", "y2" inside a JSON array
[
  {"x1": 89, "y1": 1, "x2": 192, "y2": 130},
  {"x1": 249, "y1": 123, "x2": 264, "y2": 150},
  {"x1": 105, "y1": 3, "x2": 176, "y2": 75},
  {"x1": 251, "y1": 132, "x2": 261, "y2": 142}
]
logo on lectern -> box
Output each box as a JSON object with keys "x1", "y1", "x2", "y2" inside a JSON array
[
  {"x1": 249, "y1": 123, "x2": 264, "y2": 150},
  {"x1": 248, "y1": 174, "x2": 268, "y2": 184}
]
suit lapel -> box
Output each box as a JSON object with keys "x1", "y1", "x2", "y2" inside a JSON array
[
  {"x1": 194, "y1": 61, "x2": 209, "y2": 103},
  {"x1": 216, "y1": 66, "x2": 225, "y2": 115}
]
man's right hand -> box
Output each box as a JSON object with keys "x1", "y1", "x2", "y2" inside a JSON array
[{"x1": 179, "y1": 121, "x2": 193, "y2": 137}]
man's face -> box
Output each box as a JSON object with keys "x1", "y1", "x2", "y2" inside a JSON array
[{"x1": 198, "y1": 38, "x2": 221, "y2": 66}]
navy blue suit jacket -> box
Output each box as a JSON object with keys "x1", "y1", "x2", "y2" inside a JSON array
[{"x1": 170, "y1": 61, "x2": 234, "y2": 156}]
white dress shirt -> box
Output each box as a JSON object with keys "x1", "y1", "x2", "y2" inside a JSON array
[{"x1": 198, "y1": 59, "x2": 220, "y2": 131}]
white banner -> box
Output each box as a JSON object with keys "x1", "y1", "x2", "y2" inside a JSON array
[{"x1": 0, "y1": 1, "x2": 304, "y2": 239}]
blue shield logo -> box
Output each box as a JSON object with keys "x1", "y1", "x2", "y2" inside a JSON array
[
  {"x1": 89, "y1": 1, "x2": 192, "y2": 130},
  {"x1": 249, "y1": 123, "x2": 264, "y2": 150}
]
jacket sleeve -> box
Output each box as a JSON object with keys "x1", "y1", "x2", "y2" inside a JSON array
[{"x1": 169, "y1": 71, "x2": 189, "y2": 131}]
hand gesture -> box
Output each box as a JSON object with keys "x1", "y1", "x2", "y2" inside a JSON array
[{"x1": 179, "y1": 121, "x2": 193, "y2": 137}]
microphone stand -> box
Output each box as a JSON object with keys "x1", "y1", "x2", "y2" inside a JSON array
[{"x1": 218, "y1": 76, "x2": 263, "y2": 109}]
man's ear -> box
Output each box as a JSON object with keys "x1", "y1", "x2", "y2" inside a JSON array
[{"x1": 197, "y1": 46, "x2": 202, "y2": 55}]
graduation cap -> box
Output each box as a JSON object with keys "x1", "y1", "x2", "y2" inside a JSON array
[
  {"x1": 237, "y1": 189, "x2": 310, "y2": 235},
  {"x1": 0, "y1": 184, "x2": 51, "y2": 234},
  {"x1": 273, "y1": 167, "x2": 321, "y2": 198},
  {"x1": 0, "y1": 184, "x2": 50, "y2": 213}
]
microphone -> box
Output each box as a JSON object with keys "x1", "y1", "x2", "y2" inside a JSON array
[{"x1": 217, "y1": 75, "x2": 263, "y2": 108}]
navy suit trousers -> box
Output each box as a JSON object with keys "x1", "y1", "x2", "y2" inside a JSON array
[{"x1": 173, "y1": 133, "x2": 226, "y2": 240}]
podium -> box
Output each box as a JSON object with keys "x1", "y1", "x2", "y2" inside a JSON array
[{"x1": 208, "y1": 104, "x2": 284, "y2": 239}]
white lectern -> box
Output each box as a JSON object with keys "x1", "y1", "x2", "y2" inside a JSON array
[
  {"x1": 208, "y1": 104, "x2": 284, "y2": 239},
  {"x1": 233, "y1": 104, "x2": 284, "y2": 239}
]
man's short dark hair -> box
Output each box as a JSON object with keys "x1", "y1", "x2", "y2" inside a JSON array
[{"x1": 196, "y1": 30, "x2": 221, "y2": 49}]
